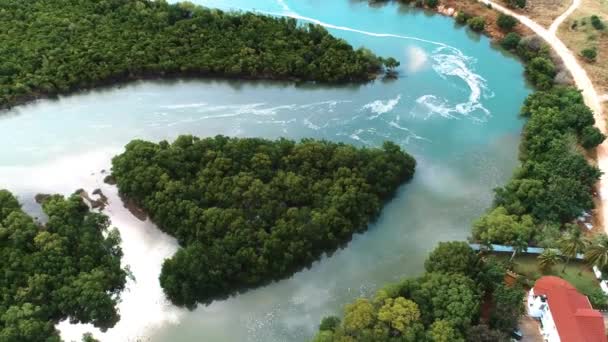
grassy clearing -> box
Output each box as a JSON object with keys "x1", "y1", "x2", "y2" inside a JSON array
[
  {"x1": 494, "y1": 253, "x2": 600, "y2": 294},
  {"x1": 437, "y1": 0, "x2": 533, "y2": 39},
  {"x1": 558, "y1": 0, "x2": 608, "y2": 94},
  {"x1": 498, "y1": 0, "x2": 573, "y2": 27}
]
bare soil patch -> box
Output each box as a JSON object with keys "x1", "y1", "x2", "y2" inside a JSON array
[{"x1": 558, "y1": 0, "x2": 608, "y2": 94}]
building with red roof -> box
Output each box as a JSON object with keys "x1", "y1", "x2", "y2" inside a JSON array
[{"x1": 527, "y1": 276, "x2": 607, "y2": 342}]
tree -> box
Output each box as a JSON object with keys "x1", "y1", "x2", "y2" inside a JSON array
[
  {"x1": 525, "y1": 57, "x2": 556, "y2": 90},
  {"x1": 0, "y1": 191, "x2": 127, "y2": 341},
  {"x1": 377, "y1": 297, "x2": 421, "y2": 333},
  {"x1": 114, "y1": 136, "x2": 416, "y2": 306},
  {"x1": 497, "y1": 14, "x2": 517, "y2": 31},
  {"x1": 581, "y1": 126, "x2": 605, "y2": 149},
  {"x1": 558, "y1": 226, "x2": 589, "y2": 272},
  {"x1": 428, "y1": 320, "x2": 464, "y2": 342},
  {"x1": 319, "y1": 316, "x2": 341, "y2": 332},
  {"x1": 538, "y1": 249, "x2": 562, "y2": 273},
  {"x1": 343, "y1": 298, "x2": 376, "y2": 333},
  {"x1": 472, "y1": 206, "x2": 534, "y2": 246},
  {"x1": 383, "y1": 57, "x2": 401, "y2": 77},
  {"x1": 466, "y1": 324, "x2": 510, "y2": 342},
  {"x1": 585, "y1": 234, "x2": 608, "y2": 270},
  {"x1": 467, "y1": 17, "x2": 486, "y2": 32},
  {"x1": 489, "y1": 285, "x2": 525, "y2": 332},
  {"x1": 456, "y1": 12, "x2": 471, "y2": 24},
  {"x1": 412, "y1": 273, "x2": 481, "y2": 330},
  {"x1": 424, "y1": 241, "x2": 480, "y2": 277},
  {"x1": 501, "y1": 32, "x2": 521, "y2": 50},
  {"x1": 510, "y1": 236, "x2": 529, "y2": 261},
  {"x1": 0, "y1": 0, "x2": 394, "y2": 109}
]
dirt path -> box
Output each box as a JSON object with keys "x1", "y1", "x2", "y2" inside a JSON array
[
  {"x1": 549, "y1": 0, "x2": 579, "y2": 34},
  {"x1": 479, "y1": 0, "x2": 608, "y2": 234}
]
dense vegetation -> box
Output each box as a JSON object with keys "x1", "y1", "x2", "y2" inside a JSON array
[
  {"x1": 473, "y1": 86, "x2": 604, "y2": 247},
  {"x1": 313, "y1": 2, "x2": 607, "y2": 339},
  {"x1": 0, "y1": 0, "x2": 394, "y2": 109},
  {"x1": 313, "y1": 242, "x2": 524, "y2": 341},
  {"x1": 111, "y1": 136, "x2": 416, "y2": 307},
  {"x1": 468, "y1": 15, "x2": 606, "y2": 249},
  {"x1": 0, "y1": 190, "x2": 127, "y2": 341}
]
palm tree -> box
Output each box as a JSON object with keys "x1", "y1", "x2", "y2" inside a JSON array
[
  {"x1": 538, "y1": 249, "x2": 561, "y2": 273},
  {"x1": 558, "y1": 227, "x2": 589, "y2": 273},
  {"x1": 585, "y1": 234, "x2": 608, "y2": 270},
  {"x1": 510, "y1": 237, "x2": 528, "y2": 262}
]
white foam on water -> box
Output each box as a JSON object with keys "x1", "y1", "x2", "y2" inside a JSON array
[
  {"x1": 416, "y1": 46, "x2": 490, "y2": 121},
  {"x1": 259, "y1": 10, "x2": 492, "y2": 122},
  {"x1": 0, "y1": 149, "x2": 184, "y2": 342},
  {"x1": 406, "y1": 46, "x2": 428, "y2": 73},
  {"x1": 362, "y1": 95, "x2": 402, "y2": 119},
  {"x1": 303, "y1": 118, "x2": 321, "y2": 130},
  {"x1": 160, "y1": 102, "x2": 207, "y2": 109}
]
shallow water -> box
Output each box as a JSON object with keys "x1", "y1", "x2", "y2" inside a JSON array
[{"x1": 0, "y1": 1, "x2": 529, "y2": 341}]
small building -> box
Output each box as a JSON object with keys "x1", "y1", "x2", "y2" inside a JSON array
[{"x1": 527, "y1": 276, "x2": 607, "y2": 342}]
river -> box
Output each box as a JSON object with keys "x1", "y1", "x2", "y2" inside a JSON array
[{"x1": 0, "y1": 0, "x2": 529, "y2": 341}]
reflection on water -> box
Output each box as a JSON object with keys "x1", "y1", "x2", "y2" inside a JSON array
[{"x1": 0, "y1": 0, "x2": 530, "y2": 341}]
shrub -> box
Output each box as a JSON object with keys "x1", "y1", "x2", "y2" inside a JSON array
[
  {"x1": 591, "y1": 15, "x2": 605, "y2": 30},
  {"x1": 507, "y1": 0, "x2": 526, "y2": 8},
  {"x1": 571, "y1": 20, "x2": 578, "y2": 30},
  {"x1": 425, "y1": 0, "x2": 439, "y2": 8},
  {"x1": 581, "y1": 47, "x2": 598, "y2": 62},
  {"x1": 497, "y1": 14, "x2": 518, "y2": 31},
  {"x1": 516, "y1": 35, "x2": 549, "y2": 61},
  {"x1": 581, "y1": 126, "x2": 606, "y2": 149},
  {"x1": 525, "y1": 57, "x2": 556, "y2": 90},
  {"x1": 467, "y1": 16, "x2": 486, "y2": 32},
  {"x1": 501, "y1": 32, "x2": 521, "y2": 50},
  {"x1": 455, "y1": 11, "x2": 471, "y2": 24},
  {"x1": 584, "y1": 287, "x2": 608, "y2": 309}
]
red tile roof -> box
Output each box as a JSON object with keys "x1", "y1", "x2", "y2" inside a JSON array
[{"x1": 533, "y1": 276, "x2": 607, "y2": 342}]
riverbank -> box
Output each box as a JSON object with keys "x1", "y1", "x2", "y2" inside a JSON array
[
  {"x1": 0, "y1": 149, "x2": 185, "y2": 341},
  {"x1": 0, "y1": 1, "x2": 532, "y2": 340},
  {"x1": 475, "y1": 0, "x2": 608, "y2": 238},
  {"x1": 0, "y1": 0, "x2": 391, "y2": 111}
]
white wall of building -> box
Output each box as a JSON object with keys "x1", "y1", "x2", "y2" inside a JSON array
[{"x1": 527, "y1": 289, "x2": 561, "y2": 342}]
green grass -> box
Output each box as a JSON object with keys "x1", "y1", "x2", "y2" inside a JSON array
[{"x1": 494, "y1": 254, "x2": 600, "y2": 295}]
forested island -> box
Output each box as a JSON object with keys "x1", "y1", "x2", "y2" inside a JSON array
[
  {"x1": 111, "y1": 136, "x2": 416, "y2": 307},
  {"x1": 0, "y1": 0, "x2": 396, "y2": 110},
  {"x1": 313, "y1": 242, "x2": 522, "y2": 342},
  {"x1": 0, "y1": 191, "x2": 127, "y2": 341}
]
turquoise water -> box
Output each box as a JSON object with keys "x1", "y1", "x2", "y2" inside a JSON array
[{"x1": 0, "y1": 1, "x2": 530, "y2": 341}]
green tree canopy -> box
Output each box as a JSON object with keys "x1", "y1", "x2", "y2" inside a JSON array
[
  {"x1": 472, "y1": 206, "x2": 534, "y2": 245},
  {"x1": 0, "y1": 190, "x2": 127, "y2": 341},
  {"x1": 424, "y1": 241, "x2": 480, "y2": 277},
  {"x1": 0, "y1": 0, "x2": 393, "y2": 109},
  {"x1": 377, "y1": 297, "x2": 421, "y2": 333},
  {"x1": 111, "y1": 136, "x2": 416, "y2": 307}
]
